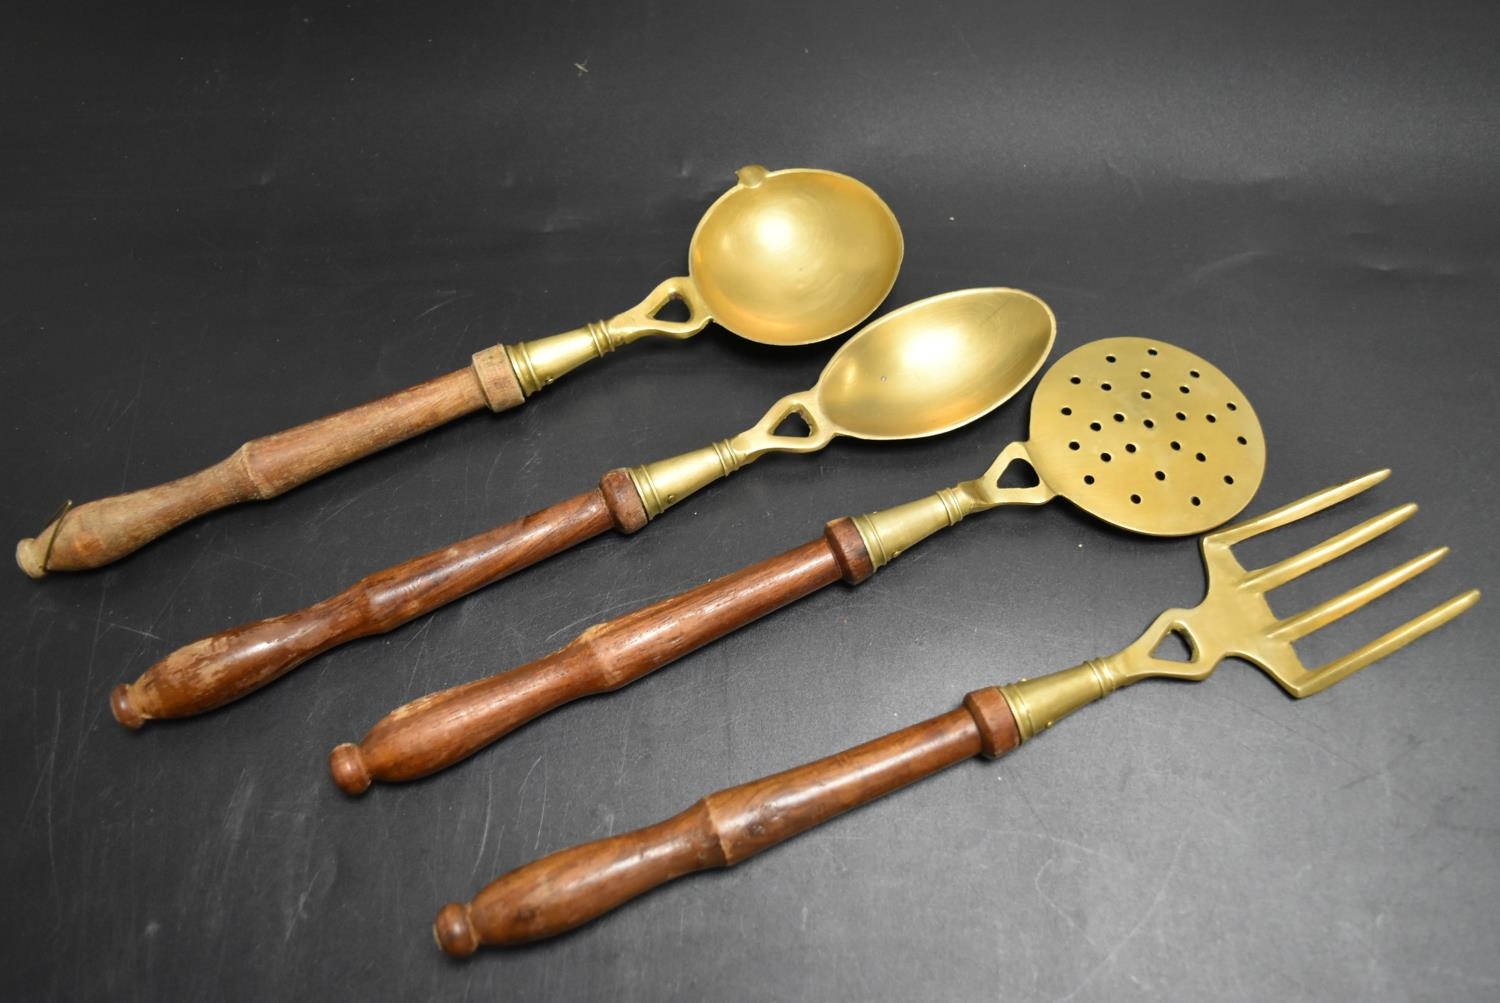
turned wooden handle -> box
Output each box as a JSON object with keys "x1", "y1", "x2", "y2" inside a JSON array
[
  {"x1": 328, "y1": 519, "x2": 875, "y2": 794},
  {"x1": 16, "y1": 345, "x2": 524, "y2": 577},
  {"x1": 434, "y1": 687, "x2": 1021, "y2": 953},
  {"x1": 110, "y1": 470, "x2": 647, "y2": 729}
]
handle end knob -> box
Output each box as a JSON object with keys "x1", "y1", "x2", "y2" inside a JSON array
[
  {"x1": 111, "y1": 684, "x2": 146, "y2": 730},
  {"x1": 15, "y1": 536, "x2": 47, "y2": 578},
  {"x1": 434, "y1": 903, "x2": 479, "y2": 957},
  {"x1": 329, "y1": 743, "x2": 372, "y2": 794}
]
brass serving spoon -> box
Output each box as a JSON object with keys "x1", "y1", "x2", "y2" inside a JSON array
[
  {"x1": 18, "y1": 164, "x2": 903, "y2": 576},
  {"x1": 112, "y1": 288, "x2": 1055, "y2": 730},
  {"x1": 328, "y1": 337, "x2": 1266, "y2": 793}
]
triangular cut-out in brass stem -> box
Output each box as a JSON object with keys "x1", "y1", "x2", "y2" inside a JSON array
[
  {"x1": 1150, "y1": 627, "x2": 1196, "y2": 663},
  {"x1": 772, "y1": 411, "x2": 813, "y2": 438}
]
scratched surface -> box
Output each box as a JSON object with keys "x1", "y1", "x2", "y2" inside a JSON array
[{"x1": 3, "y1": 1, "x2": 1497, "y2": 1000}]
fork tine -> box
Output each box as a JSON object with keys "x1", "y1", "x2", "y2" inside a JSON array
[
  {"x1": 1210, "y1": 470, "x2": 1390, "y2": 548},
  {"x1": 1291, "y1": 589, "x2": 1482, "y2": 697},
  {"x1": 1242, "y1": 504, "x2": 1417, "y2": 593},
  {"x1": 1270, "y1": 548, "x2": 1449, "y2": 642}
]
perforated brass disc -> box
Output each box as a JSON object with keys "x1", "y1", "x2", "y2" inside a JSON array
[{"x1": 1027, "y1": 338, "x2": 1265, "y2": 536}]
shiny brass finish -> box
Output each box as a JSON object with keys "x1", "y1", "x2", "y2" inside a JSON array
[
  {"x1": 1000, "y1": 471, "x2": 1481, "y2": 741},
  {"x1": 503, "y1": 164, "x2": 905, "y2": 396},
  {"x1": 1023, "y1": 337, "x2": 1264, "y2": 534},
  {"x1": 1000, "y1": 659, "x2": 1124, "y2": 742},
  {"x1": 504, "y1": 278, "x2": 711, "y2": 395},
  {"x1": 628, "y1": 288, "x2": 1057, "y2": 517},
  {"x1": 852, "y1": 338, "x2": 1267, "y2": 568},
  {"x1": 688, "y1": 165, "x2": 906, "y2": 346}
]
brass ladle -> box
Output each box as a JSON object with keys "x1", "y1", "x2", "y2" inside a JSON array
[
  {"x1": 327, "y1": 337, "x2": 1266, "y2": 792},
  {"x1": 18, "y1": 164, "x2": 903, "y2": 576},
  {"x1": 111, "y1": 288, "x2": 1057, "y2": 731}
]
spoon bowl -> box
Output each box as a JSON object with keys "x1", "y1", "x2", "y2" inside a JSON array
[
  {"x1": 813, "y1": 288, "x2": 1056, "y2": 439},
  {"x1": 689, "y1": 166, "x2": 904, "y2": 346}
]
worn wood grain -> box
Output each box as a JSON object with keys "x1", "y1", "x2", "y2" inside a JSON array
[
  {"x1": 434, "y1": 687, "x2": 1020, "y2": 952},
  {"x1": 17, "y1": 348, "x2": 522, "y2": 576},
  {"x1": 111, "y1": 469, "x2": 646, "y2": 728},
  {"x1": 328, "y1": 518, "x2": 875, "y2": 793}
]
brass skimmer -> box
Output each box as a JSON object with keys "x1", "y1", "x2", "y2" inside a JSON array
[
  {"x1": 432, "y1": 471, "x2": 1480, "y2": 953},
  {"x1": 114, "y1": 288, "x2": 1054, "y2": 731},
  {"x1": 325, "y1": 337, "x2": 1265, "y2": 793},
  {"x1": 19, "y1": 164, "x2": 903, "y2": 576}
]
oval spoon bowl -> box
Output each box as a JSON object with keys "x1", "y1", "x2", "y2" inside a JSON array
[{"x1": 815, "y1": 288, "x2": 1057, "y2": 440}]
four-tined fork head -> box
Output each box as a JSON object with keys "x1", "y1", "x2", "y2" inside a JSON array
[{"x1": 1105, "y1": 470, "x2": 1481, "y2": 696}]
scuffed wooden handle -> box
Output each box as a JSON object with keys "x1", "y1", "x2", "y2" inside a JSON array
[
  {"x1": 110, "y1": 470, "x2": 647, "y2": 729},
  {"x1": 17, "y1": 345, "x2": 524, "y2": 577},
  {"x1": 328, "y1": 519, "x2": 875, "y2": 795},
  {"x1": 434, "y1": 687, "x2": 1022, "y2": 953}
]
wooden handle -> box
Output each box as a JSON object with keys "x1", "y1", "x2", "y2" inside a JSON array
[
  {"x1": 328, "y1": 519, "x2": 875, "y2": 794},
  {"x1": 16, "y1": 345, "x2": 524, "y2": 577},
  {"x1": 110, "y1": 470, "x2": 647, "y2": 729},
  {"x1": 434, "y1": 687, "x2": 1022, "y2": 953}
]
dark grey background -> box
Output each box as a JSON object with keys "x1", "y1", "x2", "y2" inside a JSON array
[{"x1": 3, "y1": 1, "x2": 1496, "y2": 999}]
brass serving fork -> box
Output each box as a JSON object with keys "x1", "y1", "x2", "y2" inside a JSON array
[{"x1": 434, "y1": 469, "x2": 1479, "y2": 954}]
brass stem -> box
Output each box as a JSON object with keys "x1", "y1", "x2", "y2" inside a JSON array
[
  {"x1": 505, "y1": 277, "x2": 712, "y2": 396},
  {"x1": 628, "y1": 437, "x2": 754, "y2": 519},
  {"x1": 998, "y1": 659, "x2": 1128, "y2": 743},
  {"x1": 851, "y1": 487, "x2": 976, "y2": 570},
  {"x1": 505, "y1": 322, "x2": 623, "y2": 396},
  {"x1": 848, "y1": 445, "x2": 1057, "y2": 571}
]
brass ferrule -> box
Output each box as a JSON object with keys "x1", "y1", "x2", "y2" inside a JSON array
[
  {"x1": 851, "y1": 486, "x2": 974, "y2": 570},
  {"x1": 999, "y1": 659, "x2": 1126, "y2": 743},
  {"x1": 505, "y1": 321, "x2": 621, "y2": 396},
  {"x1": 628, "y1": 439, "x2": 751, "y2": 519}
]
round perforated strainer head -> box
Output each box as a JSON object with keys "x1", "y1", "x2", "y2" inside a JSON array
[{"x1": 1025, "y1": 337, "x2": 1265, "y2": 536}]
